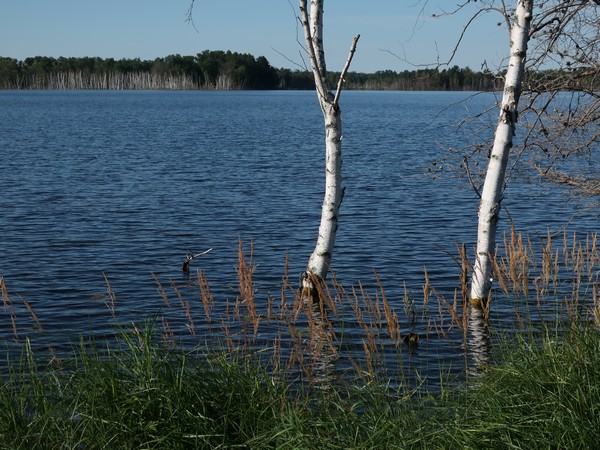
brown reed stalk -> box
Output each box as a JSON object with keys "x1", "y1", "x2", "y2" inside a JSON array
[
  {"x1": 348, "y1": 286, "x2": 367, "y2": 331},
  {"x1": 235, "y1": 238, "x2": 259, "y2": 334},
  {"x1": 421, "y1": 270, "x2": 430, "y2": 317},
  {"x1": 168, "y1": 280, "x2": 196, "y2": 336},
  {"x1": 286, "y1": 321, "x2": 307, "y2": 375},
  {"x1": 456, "y1": 243, "x2": 471, "y2": 305},
  {"x1": 20, "y1": 295, "x2": 42, "y2": 331},
  {"x1": 348, "y1": 283, "x2": 383, "y2": 365},
  {"x1": 220, "y1": 316, "x2": 235, "y2": 353},
  {"x1": 552, "y1": 234, "x2": 561, "y2": 285},
  {"x1": 361, "y1": 281, "x2": 384, "y2": 332},
  {"x1": 322, "y1": 271, "x2": 341, "y2": 317},
  {"x1": 376, "y1": 272, "x2": 401, "y2": 343},
  {"x1": 47, "y1": 346, "x2": 63, "y2": 370},
  {"x1": 1, "y1": 276, "x2": 19, "y2": 340},
  {"x1": 426, "y1": 317, "x2": 434, "y2": 339},
  {"x1": 507, "y1": 228, "x2": 531, "y2": 296},
  {"x1": 318, "y1": 304, "x2": 338, "y2": 356},
  {"x1": 592, "y1": 276, "x2": 599, "y2": 325},
  {"x1": 271, "y1": 329, "x2": 283, "y2": 376},
  {"x1": 401, "y1": 284, "x2": 415, "y2": 325},
  {"x1": 184, "y1": 301, "x2": 196, "y2": 336},
  {"x1": 102, "y1": 272, "x2": 117, "y2": 317},
  {"x1": 570, "y1": 248, "x2": 583, "y2": 308},
  {"x1": 537, "y1": 229, "x2": 555, "y2": 297},
  {"x1": 9, "y1": 313, "x2": 18, "y2": 341},
  {"x1": 170, "y1": 280, "x2": 185, "y2": 309},
  {"x1": 151, "y1": 272, "x2": 170, "y2": 308},
  {"x1": 267, "y1": 292, "x2": 274, "y2": 323},
  {"x1": 433, "y1": 286, "x2": 468, "y2": 338},
  {"x1": 197, "y1": 270, "x2": 213, "y2": 325},
  {"x1": 563, "y1": 230, "x2": 570, "y2": 269},
  {"x1": 1, "y1": 275, "x2": 11, "y2": 308},
  {"x1": 433, "y1": 285, "x2": 448, "y2": 332},
  {"x1": 279, "y1": 254, "x2": 291, "y2": 315},
  {"x1": 161, "y1": 316, "x2": 176, "y2": 348},
  {"x1": 292, "y1": 282, "x2": 304, "y2": 322},
  {"x1": 569, "y1": 231, "x2": 579, "y2": 269},
  {"x1": 131, "y1": 322, "x2": 144, "y2": 349},
  {"x1": 513, "y1": 308, "x2": 526, "y2": 329},
  {"x1": 490, "y1": 248, "x2": 510, "y2": 295},
  {"x1": 585, "y1": 233, "x2": 598, "y2": 281},
  {"x1": 361, "y1": 338, "x2": 375, "y2": 378}
]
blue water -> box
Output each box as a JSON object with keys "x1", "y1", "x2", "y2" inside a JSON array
[{"x1": 0, "y1": 90, "x2": 596, "y2": 385}]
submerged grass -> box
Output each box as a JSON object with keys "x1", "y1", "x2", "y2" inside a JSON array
[{"x1": 1, "y1": 231, "x2": 599, "y2": 448}]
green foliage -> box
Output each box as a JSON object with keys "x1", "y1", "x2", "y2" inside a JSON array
[
  {"x1": 0, "y1": 51, "x2": 280, "y2": 90},
  {"x1": 1, "y1": 51, "x2": 597, "y2": 91},
  {"x1": 2, "y1": 321, "x2": 600, "y2": 448},
  {"x1": 0, "y1": 51, "x2": 508, "y2": 91}
]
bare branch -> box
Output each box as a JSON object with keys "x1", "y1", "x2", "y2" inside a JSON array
[
  {"x1": 333, "y1": 35, "x2": 360, "y2": 109},
  {"x1": 182, "y1": 248, "x2": 213, "y2": 272},
  {"x1": 387, "y1": 4, "x2": 508, "y2": 69},
  {"x1": 186, "y1": 0, "x2": 199, "y2": 33},
  {"x1": 534, "y1": 166, "x2": 600, "y2": 197},
  {"x1": 462, "y1": 156, "x2": 482, "y2": 199},
  {"x1": 441, "y1": 8, "x2": 502, "y2": 68}
]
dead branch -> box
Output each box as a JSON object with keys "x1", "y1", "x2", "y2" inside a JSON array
[
  {"x1": 182, "y1": 248, "x2": 213, "y2": 272},
  {"x1": 534, "y1": 165, "x2": 600, "y2": 197},
  {"x1": 333, "y1": 35, "x2": 360, "y2": 109}
]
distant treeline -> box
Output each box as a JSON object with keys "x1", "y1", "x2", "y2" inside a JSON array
[{"x1": 1, "y1": 51, "x2": 504, "y2": 91}]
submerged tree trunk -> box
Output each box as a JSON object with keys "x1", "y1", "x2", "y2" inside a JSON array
[
  {"x1": 470, "y1": 0, "x2": 533, "y2": 305},
  {"x1": 299, "y1": 0, "x2": 359, "y2": 300}
]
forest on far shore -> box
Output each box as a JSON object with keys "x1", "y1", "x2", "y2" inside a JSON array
[{"x1": 0, "y1": 50, "x2": 590, "y2": 91}]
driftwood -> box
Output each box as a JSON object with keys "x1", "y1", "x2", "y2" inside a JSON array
[{"x1": 182, "y1": 248, "x2": 213, "y2": 272}]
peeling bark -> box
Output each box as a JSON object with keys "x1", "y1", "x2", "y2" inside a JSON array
[{"x1": 470, "y1": 0, "x2": 533, "y2": 304}]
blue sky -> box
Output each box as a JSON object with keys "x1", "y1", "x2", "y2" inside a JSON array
[{"x1": 0, "y1": 1, "x2": 509, "y2": 73}]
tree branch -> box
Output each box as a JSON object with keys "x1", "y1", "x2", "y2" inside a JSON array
[
  {"x1": 333, "y1": 35, "x2": 360, "y2": 109},
  {"x1": 534, "y1": 165, "x2": 600, "y2": 197}
]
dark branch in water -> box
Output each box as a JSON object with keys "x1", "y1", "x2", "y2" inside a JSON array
[{"x1": 182, "y1": 248, "x2": 213, "y2": 272}]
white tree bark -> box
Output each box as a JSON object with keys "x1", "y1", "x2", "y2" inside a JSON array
[
  {"x1": 470, "y1": 0, "x2": 533, "y2": 305},
  {"x1": 299, "y1": 0, "x2": 359, "y2": 298}
]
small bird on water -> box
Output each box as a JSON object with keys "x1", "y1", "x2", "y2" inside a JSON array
[
  {"x1": 403, "y1": 332, "x2": 419, "y2": 348},
  {"x1": 182, "y1": 248, "x2": 213, "y2": 272}
]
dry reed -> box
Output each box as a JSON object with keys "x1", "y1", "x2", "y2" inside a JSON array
[{"x1": 1, "y1": 231, "x2": 598, "y2": 389}]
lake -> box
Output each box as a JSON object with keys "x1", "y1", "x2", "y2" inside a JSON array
[{"x1": 0, "y1": 90, "x2": 596, "y2": 387}]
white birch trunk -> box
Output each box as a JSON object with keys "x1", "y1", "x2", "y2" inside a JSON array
[
  {"x1": 470, "y1": 0, "x2": 534, "y2": 304},
  {"x1": 299, "y1": 0, "x2": 359, "y2": 298},
  {"x1": 306, "y1": 102, "x2": 342, "y2": 279}
]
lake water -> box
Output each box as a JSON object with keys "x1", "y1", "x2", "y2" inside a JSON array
[{"x1": 0, "y1": 90, "x2": 596, "y2": 387}]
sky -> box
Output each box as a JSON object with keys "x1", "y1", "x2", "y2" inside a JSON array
[{"x1": 0, "y1": 1, "x2": 510, "y2": 73}]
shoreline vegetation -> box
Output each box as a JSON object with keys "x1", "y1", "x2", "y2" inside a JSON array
[
  {"x1": 0, "y1": 50, "x2": 561, "y2": 91},
  {"x1": 1, "y1": 231, "x2": 599, "y2": 447}
]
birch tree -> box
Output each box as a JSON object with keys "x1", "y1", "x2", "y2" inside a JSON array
[
  {"x1": 299, "y1": 1, "x2": 359, "y2": 301},
  {"x1": 470, "y1": 0, "x2": 534, "y2": 305},
  {"x1": 186, "y1": 0, "x2": 359, "y2": 300}
]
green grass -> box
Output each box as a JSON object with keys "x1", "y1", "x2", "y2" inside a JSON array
[
  {"x1": 2, "y1": 320, "x2": 600, "y2": 449},
  {"x1": 449, "y1": 323, "x2": 600, "y2": 449}
]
